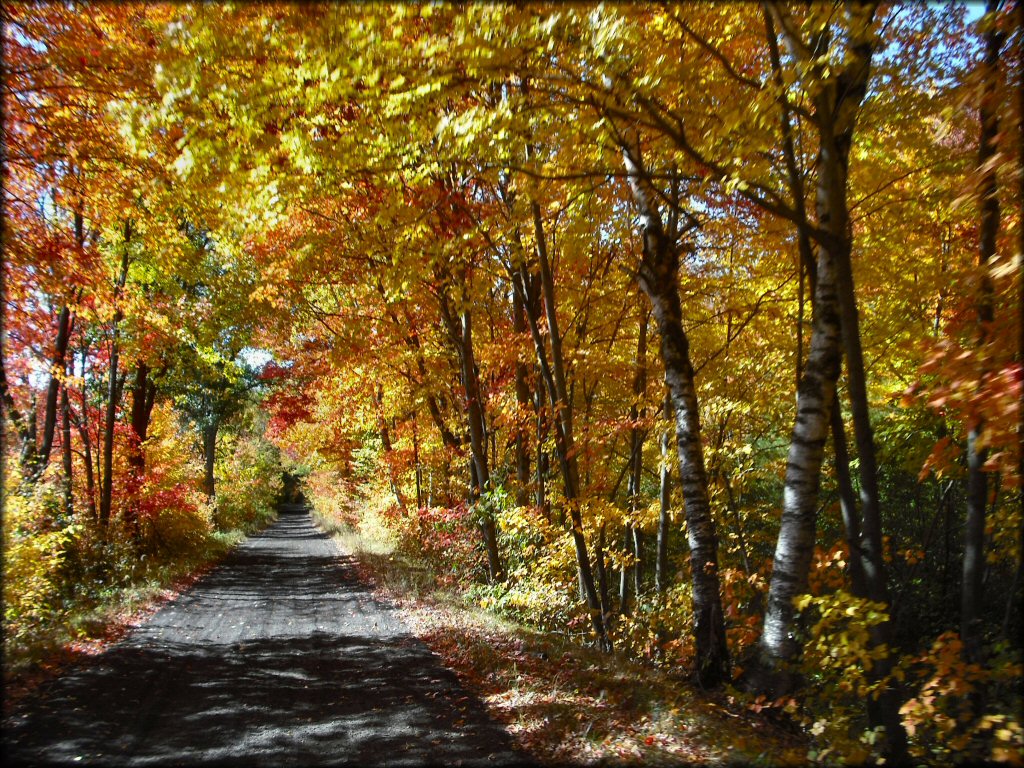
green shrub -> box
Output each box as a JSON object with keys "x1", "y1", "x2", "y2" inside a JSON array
[{"x1": 214, "y1": 434, "x2": 282, "y2": 533}]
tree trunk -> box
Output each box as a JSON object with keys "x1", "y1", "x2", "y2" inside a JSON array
[
  {"x1": 371, "y1": 385, "x2": 405, "y2": 510},
  {"x1": 129, "y1": 362, "x2": 157, "y2": 462},
  {"x1": 439, "y1": 290, "x2": 504, "y2": 584},
  {"x1": 620, "y1": 522, "x2": 634, "y2": 615},
  {"x1": 202, "y1": 421, "x2": 217, "y2": 498},
  {"x1": 796, "y1": 256, "x2": 806, "y2": 392},
  {"x1": 99, "y1": 355, "x2": 123, "y2": 530},
  {"x1": 597, "y1": 522, "x2": 611, "y2": 624},
  {"x1": 76, "y1": 349, "x2": 98, "y2": 521},
  {"x1": 831, "y1": 395, "x2": 867, "y2": 594},
  {"x1": 760, "y1": 9, "x2": 831, "y2": 670},
  {"x1": 80, "y1": 424, "x2": 97, "y2": 521},
  {"x1": 963, "y1": 0, "x2": 1004, "y2": 667},
  {"x1": 622, "y1": 133, "x2": 728, "y2": 687},
  {"x1": 535, "y1": 369, "x2": 548, "y2": 515},
  {"x1": 765, "y1": 5, "x2": 908, "y2": 757},
  {"x1": 60, "y1": 211, "x2": 82, "y2": 514},
  {"x1": 25, "y1": 402, "x2": 38, "y2": 471},
  {"x1": 511, "y1": 213, "x2": 610, "y2": 651},
  {"x1": 818, "y1": 10, "x2": 907, "y2": 757},
  {"x1": 760, "y1": 202, "x2": 843, "y2": 667},
  {"x1": 99, "y1": 224, "x2": 131, "y2": 530},
  {"x1": 512, "y1": 287, "x2": 533, "y2": 506},
  {"x1": 460, "y1": 310, "x2": 503, "y2": 582},
  {"x1": 622, "y1": 309, "x2": 649, "y2": 614},
  {"x1": 61, "y1": 378, "x2": 74, "y2": 518},
  {"x1": 412, "y1": 417, "x2": 423, "y2": 509},
  {"x1": 831, "y1": 163, "x2": 906, "y2": 742},
  {"x1": 631, "y1": 314, "x2": 649, "y2": 598},
  {"x1": 126, "y1": 362, "x2": 155, "y2": 537},
  {"x1": 656, "y1": 392, "x2": 673, "y2": 593},
  {"x1": 27, "y1": 304, "x2": 73, "y2": 480},
  {"x1": 29, "y1": 212, "x2": 87, "y2": 482}
]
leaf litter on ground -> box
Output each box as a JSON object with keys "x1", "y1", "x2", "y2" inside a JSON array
[{"x1": 331, "y1": 516, "x2": 807, "y2": 767}]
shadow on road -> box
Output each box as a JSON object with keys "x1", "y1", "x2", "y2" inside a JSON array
[{"x1": 3, "y1": 506, "x2": 532, "y2": 767}]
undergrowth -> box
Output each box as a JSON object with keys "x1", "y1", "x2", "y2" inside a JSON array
[
  {"x1": 2, "y1": 424, "x2": 281, "y2": 699},
  {"x1": 308, "y1": 491, "x2": 807, "y2": 767}
]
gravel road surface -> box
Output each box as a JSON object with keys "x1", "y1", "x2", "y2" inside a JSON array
[{"x1": 3, "y1": 506, "x2": 532, "y2": 767}]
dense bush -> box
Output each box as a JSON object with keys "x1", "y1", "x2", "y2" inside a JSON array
[
  {"x1": 214, "y1": 433, "x2": 282, "y2": 534},
  {"x1": 3, "y1": 466, "x2": 78, "y2": 655}
]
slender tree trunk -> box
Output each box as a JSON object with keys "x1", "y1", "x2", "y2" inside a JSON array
[
  {"x1": 202, "y1": 421, "x2": 218, "y2": 498},
  {"x1": 796, "y1": 255, "x2": 805, "y2": 392},
  {"x1": 656, "y1": 392, "x2": 673, "y2": 593},
  {"x1": 620, "y1": 521, "x2": 634, "y2": 615},
  {"x1": 761, "y1": 10, "x2": 833, "y2": 671},
  {"x1": 412, "y1": 417, "x2": 423, "y2": 509},
  {"x1": 439, "y1": 289, "x2": 504, "y2": 584},
  {"x1": 25, "y1": 402, "x2": 38, "y2": 471},
  {"x1": 59, "y1": 212, "x2": 83, "y2": 514},
  {"x1": 831, "y1": 395, "x2": 867, "y2": 594},
  {"x1": 30, "y1": 209, "x2": 86, "y2": 479},
  {"x1": 831, "y1": 160, "x2": 907, "y2": 756},
  {"x1": 80, "y1": 430, "x2": 97, "y2": 520},
  {"x1": 963, "y1": 0, "x2": 1004, "y2": 667},
  {"x1": 126, "y1": 362, "x2": 155, "y2": 538},
  {"x1": 26, "y1": 304, "x2": 73, "y2": 480},
  {"x1": 766, "y1": 5, "x2": 907, "y2": 757},
  {"x1": 632, "y1": 313, "x2": 649, "y2": 598},
  {"x1": 535, "y1": 206, "x2": 609, "y2": 647},
  {"x1": 99, "y1": 229, "x2": 131, "y2": 530},
  {"x1": 460, "y1": 310, "x2": 504, "y2": 582},
  {"x1": 535, "y1": 370, "x2": 548, "y2": 515},
  {"x1": 99, "y1": 358, "x2": 122, "y2": 530},
  {"x1": 1011, "y1": 0, "x2": 1024, "y2": 644},
  {"x1": 646, "y1": 278, "x2": 729, "y2": 687},
  {"x1": 61, "y1": 378, "x2": 74, "y2": 518},
  {"x1": 78, "y1": 412, "x2": 98, "y2": 522},
  {"x1": 597, "y1": 522, "x2": 611, "y2": 624},
  {"x1": 511, "y1": 79, "x2": 607, "y2": 646},
  {"x1": 512, "y1": 219, "x2": 610, "y2": 651},
  {"x1": 621, "y1": 133, "x2": 728, "y2": 686},
  {"x1": 513, "y1": 288, "x2": 533, "y2": 506},
  {"x1": 76, "y1": 349, "x2": 98, "y2": 521},
  {"x1": 622, "y1": 309, "x2": 649, "y2": 614},
  {"x1": 372, "y1": 385, "x2": 405, "y2": 511},
  {"x1": 94, "y1": 407, "x2": 102, "y2": 513}
]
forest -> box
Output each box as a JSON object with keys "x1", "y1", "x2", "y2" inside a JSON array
[{"x1": 2, "y1": 2, "x2": 1021, "y2": 765}]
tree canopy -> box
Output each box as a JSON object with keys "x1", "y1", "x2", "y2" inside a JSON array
[{"x1": 3, "y1": 2, "x2": 1021, "y2": 764}]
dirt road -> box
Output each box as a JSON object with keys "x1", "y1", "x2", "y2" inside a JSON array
[{"x1": 3, "y1": 506, "x2": 532, "y2": 766}]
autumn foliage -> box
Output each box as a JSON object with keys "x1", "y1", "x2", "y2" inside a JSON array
[{"x1": 3, "y1": 2, "x2": 1022, "y2": 764}]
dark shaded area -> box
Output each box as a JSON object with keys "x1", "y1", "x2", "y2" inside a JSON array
[
  {"x1": 2, "y1": 507, "x2": 532, "y2": 767},
  {"x1": 280, "y1": 474, "x2": 306, "y2": 506}
]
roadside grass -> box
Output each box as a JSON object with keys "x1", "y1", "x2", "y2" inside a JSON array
[
  {"x1": 314, "y1": 505, "x2": 445, "y2": 599},
  {"x1": 311, "y1": 502, "x2": 807, "y2": 767}
]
